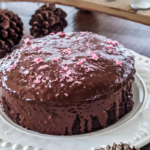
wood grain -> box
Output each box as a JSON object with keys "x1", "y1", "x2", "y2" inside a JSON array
[{"x1": 1, "y1": 0, "x2": 150, "y2": 26}]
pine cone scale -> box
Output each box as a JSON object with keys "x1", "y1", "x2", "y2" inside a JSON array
[{"x1": 1, "y1": 30, "x2": 8, "y2": 38}]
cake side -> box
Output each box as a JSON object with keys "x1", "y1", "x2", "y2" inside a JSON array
[
  {"x1": 0, "y1": 32, "x2": 135, "y2": 135},
  {"x1": 1, "y1": 77, "x2": 134, "y2": 135}
]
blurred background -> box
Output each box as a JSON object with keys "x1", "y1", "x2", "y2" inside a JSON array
[{"x1": 0, "y1": 2, "x2": 150, "y2": 58}]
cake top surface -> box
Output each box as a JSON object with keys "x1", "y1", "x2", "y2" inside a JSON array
[{"x1": 0, "y1": 32, "x2": 135, "y2": 103}]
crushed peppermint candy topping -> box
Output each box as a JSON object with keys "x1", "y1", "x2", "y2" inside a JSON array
[
  {"x1": 67, "y1": 48, "x2": 71, "y2": 51},
  {"x1": 45, "y1": 77, "x2": 49, "y2": 80},
  {"x1": 34, "y1": 77, "x2": 41, "y2": 84},
  {"x1": 86, "y1": 43, "x2": 89, "y2": 46},
  {"x1": 85, "y1": 68, "x2": 91, "y2": 72},
  {"x1": 23, "y1": 70, "x2": 29, "y2": 75},
  {"x1": 34, "y1": 46, "x2": 39, "y2": 50},
  {"x1": 53, "y1": 57, "x2": 58, "y2": 61},
  {"x1": 81, "y1": 65, "x2": 87, "y2": 68},
  {"x1": 57, "y1": 32, "x2": 66, "y2": 36},
  {"x1": 92, "y1": 54, "x2": 98, "y2": 60},
  {"x1": 116, "y1": 60, "x2": 122, "y2": 65},
  {"x1": 29, "y1": 76, "x2": 34, "y2": 79},
  {"x1": 106, "y1": 45, "x2": 113, "y2": 49},
  {"x1": 42, "y1": 79, "x2": 46, "y2": 83},
  {"x1": 55, "y1": 94, "x2": 59, "y2": 97},
  {"x1": 114, "y1": 52, "x2": 118, "y2": 55},
  {"x1": 50, "y1": 32, "x2": 54, "y2": 35},
  {"x1": 63, "y1": 66, "x2": 69, "y2": 71},
  {"x1": 33, "y1": 58, "x2": 42, "y2": 63},
  {"x1": 24, "y1": 38, "x2": 31, "y2": 44},
  {"x1": 88, "y1": 52, "x2": 93, "y2": 56},
  {"x1": 66, "y1": 70, "x2": 72, "y2": 76},
  {"x1": 111, "y1": 41, "x2": 118, "y2": 46},
  {"x1": 105, "y1": 40, "x2": 111, "y2": 44},
  {"x1": 88, "y1": 52, "x2": 98, "y2": 60},
  {"x1": 64, "y1": 93, "x2": 68, "y2": 97},
  {"x1": 66, "y1": 77, "x2": 74, "y2": 82},
  {"x1": 63, "y1": 48, "x2": 71, "y2": 55},
  {"x1": 68, "y1": 51, "x2": 71, "y2": 55},
  {"x1": 77, "y1": 61, "x2": 82, "y2": 65},
  {"x1": 38, "y1": 50, "x2": 42, "y2": 53},
  {"x1": 38, "y1": 65, "x2": 49, "y2": 70},
  {"x1": 9, "y1": 65, "x2": 15, "y2": 71},
  {"x1": 75, "y1": 81, "x2": 82, "y2": 85},
  {"x1": 37, "y1": 75, "x2": 42, "y2": 79},
  {"x1": 30, "y1": 67, "x2": 33, "y2": 70},
  {"x1": 60, "y1": 78, "x2": 65, "y2": 82},
  {"x1": 6, "y1": 55, "x2": 10, "y2": 60},
  {"x1": 100, "y1": 43, "x2": 104, "y2": 46}
]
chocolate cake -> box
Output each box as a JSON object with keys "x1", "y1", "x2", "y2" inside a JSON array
[{"x1": 0, "y1": 32, "x2": 135, "y2": 135}]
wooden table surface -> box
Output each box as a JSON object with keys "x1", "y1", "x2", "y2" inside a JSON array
[{"x1": 0, "y1": 2, "x2": 150, "y2": 149}]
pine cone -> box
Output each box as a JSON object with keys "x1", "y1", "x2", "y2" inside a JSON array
[
  {"x1": 0, "y1": 9, "x2": 23, "y2": 58},
  {"x1": 96, "y1": 143, "x2": 140, "y2": 150},
  {"x1": 29, "y1": 4, "x2": 68, "y2": 38}
]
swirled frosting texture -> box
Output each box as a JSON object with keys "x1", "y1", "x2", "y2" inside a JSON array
[{"x1": 0, "y1": 32, "x2": 135, "y2": 135}]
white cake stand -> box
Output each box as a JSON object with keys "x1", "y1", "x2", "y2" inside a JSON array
[{"x1": 0, "y1": 50, "x2": 150, "y2": 150}]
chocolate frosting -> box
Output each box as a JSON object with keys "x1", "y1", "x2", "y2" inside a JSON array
[{"x1": 0, "y1": 32, "x2": 135, "y2": 135}]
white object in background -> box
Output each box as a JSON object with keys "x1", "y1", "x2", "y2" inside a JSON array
[{"x1": 130, "y1": 0, "x2": 150, "y2": 10}]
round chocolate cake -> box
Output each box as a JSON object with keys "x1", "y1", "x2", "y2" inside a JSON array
[{"x1": 0, "y1": 32, "x2": 135, "y2": 135}]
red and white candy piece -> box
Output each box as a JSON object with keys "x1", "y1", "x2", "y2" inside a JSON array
[
  {"x1": 30, "y1": 67, "x2": 34, "y2": 70},
  {"x1": 63, "y1": 66, "x2": 69, "y2": 71},
  {"x1": 38, "y1": 50, "x2": 42, "y2": 53},
  {"x1": 38, "y1": 65, "x2": 49, "y2": 70},
  {"x1": 53, "y1": 57, "x2": 58, "y2": 61},
  {"x1": 75, "y1": 81, "x2": 82, "y2": 85},
  {"x1": 64, "y1": 93, "x2": 68, "y2": 97},
  {"x1": 92, "y1": 54, "x2": 98, "y2": 60},
  {"x1": 88, "y1": 51, "x2": 98, "y2": 60},
  {"x1": 24, "y1": 38, "x2": 31, "y2": 44},
  {"x1": 86, "y1": 43, "x2": 89, "y2": 46},
  {"x1": 77, "y1": 61, "x2": 82, "y2": 65},
  {"x1": 49, "y1": 32, "x2": 54, "y2": 35},
  {"x1": 34, "y1": 46, "x2": 39, "y2": 50},
  {"x1": 33, "y1": 58, "x2": 42, "y2": 64},
  {"x1": 88, "y1": 52, "x2": 93, "y2": 56},
  {"x1": 106, "y1": 45, "x2": 113, "y2": 49},
  {"x1": 57, "y1": 32, "x2": 66, "y2": 36},
  {"x1": 66, "y1": 77, "x2": 74, "y2": 82},
  {"x1": 111, "y1": 41, "x2": 118, "y2": 46},
  {"x1": 100, "y1": 43, "x2": 104, "y2": 46},
  {"x1": 9, "y1": 65, "x2": 15, "y2": 71},
  {"x1": 29, "y1": 76, "x2": 34, "y2": 79},
  {"x1": 63, "y1": 48, "x2": 71, "y2": 55},
  {"x1": 34, "y1": 77, "x2": 41, "y2": 84},
  {"x1": 115, "y1": 60, "x2": 122, "y2": 66}
]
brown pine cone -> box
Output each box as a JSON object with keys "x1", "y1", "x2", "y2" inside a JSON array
[
  {"x1": 0, "y1": 9, "x2": 23, "y2": 58},
  {"x1": 29, "y1": 3, "x2": 68, "y2": 38},
  {"x1": 96, "y1": 143, "x2": 140, "y2": 150}
]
